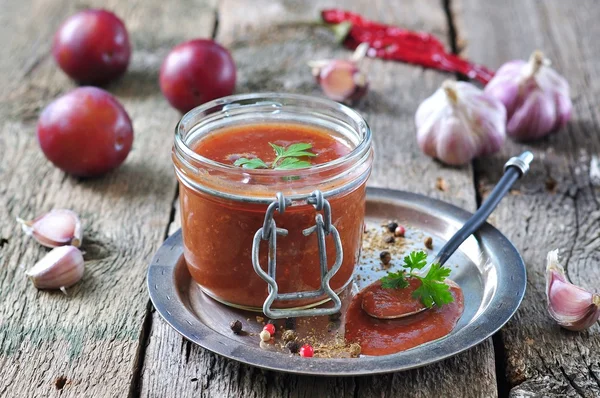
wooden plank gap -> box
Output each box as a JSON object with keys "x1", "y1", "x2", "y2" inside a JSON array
[
  {"x1": 471, "y1": 160, "x2": 484, "y2": 208},
  {"x1": 132, "y1": 171, "x2": 179, "y2": 396},
  {"x1": 212, "y1": 8, "x2": 220, "y2": 40},
  {"x1": 492, "y1": 330, "x2": 510, "y2": 398},
  {"x1": 163, "y1": 185, "x2": 180, "y2": 242},
  {"x1": 352, "y1": 381, "x2": 360, "y2": 398},
  {"x1": 442, "y1": 0, "x2": 459, "y2": 54},
  {"x1": 129, "y1": 301, "x2": 155, "y2": 398}
]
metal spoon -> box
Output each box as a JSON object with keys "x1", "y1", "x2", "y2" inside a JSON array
[{"x1": 362, "y1": 151, "x2": 534, "y2": 319}]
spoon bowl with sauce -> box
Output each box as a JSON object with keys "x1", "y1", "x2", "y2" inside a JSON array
[
  {"x1": 361, "y1": 278, "x2": 428, "y2": 319},
  {"x1": 361, "y1": 151, "x2": 533, "y2": 320}
]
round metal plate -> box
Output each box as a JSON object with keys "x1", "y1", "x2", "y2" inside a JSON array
[{"x1": 147, "y1": 187, "x2": 526, "y2": 376}]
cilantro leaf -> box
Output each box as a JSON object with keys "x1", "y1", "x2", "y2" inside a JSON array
[
  {"x1": 233, "y1": 157, "x2": 268, "y2": 169},
  {"x1": 380, "y1": 270, "x2": 409, "y2": 289},
  {"x1": 268, "y1": 143, "x2": 285, "y2": 157},
  {"x1": 283, "y1": 143, "x2": 317, "y2": 158},
  {"x1": 274, "y1": 158, "x2": 312, "y2": 170},
  {"x1": 403, "y1": 251, "x2": 428, "y2": 272},
  {"x1": 285, "y1": 150, "x2": 317, "y2": 158},
  {"x1": 412, "y1": 264, "x2": 453, "y2": 308},
  {"x1": 233, "y1": 142, "x2": 316, "y2": 171},
  {"x1": 285, "y1": 142, "x2": 312, "y2": 152},
  {"x1": 271, "y1": 142, "x2": 316, "y2": 169},
  {"x1": 423, "y1": 263, "x2": 452, "y2": 282}
]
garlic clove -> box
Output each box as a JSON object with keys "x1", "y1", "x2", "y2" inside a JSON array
[
  {"x1": 555, "y1": 92, "x2": 573, "y2": 131},
  {"x1": 25, "y1": 245, "x2": 84, "y2": 291},
  {"x1": 484, "y1": 64, "x2": 521, "y2": 113},
  {"x1": 313, "y1": 60, "x2": 369, "y2": 103},
  {"x1": 506, "y1": 89, "x2": 556, "y2": 141},
  {"x1": 434, "y1": 117, "x2": 478, "y2": 166},
  {"x1": 308, "y1": 60, "x2": 330, "y2": 74},
  {"x1": 545, "y1": 249, "x2": 600, "y2": 331},
  {"x1": 17, "y1": 209, "x2": 82, "y2": 248},
  {"x1": 310, "y1": 43, "x2": 369, "y2": 104}
]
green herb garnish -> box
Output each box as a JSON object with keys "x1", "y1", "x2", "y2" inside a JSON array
[
  {"x1": 380, "y1": 270, "x2": 409, "y2": 289},
  {"x1": 233, "y1": 158, "x2": 269, "y2": 169},
  {"x1": 412, "y1": 263, "x2": 453, "y2": 308},
  {"x1": 403, "y1": 250, "x2": 428, "y2": 273},
  {"x1": 380, "y1": 250, "x2": 454, "y2": 308},
  {"x1": 233, "y1": 142, "x2": 316, "y2": 170}
]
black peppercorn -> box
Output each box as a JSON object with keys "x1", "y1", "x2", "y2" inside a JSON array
[
  {"x1": 229, "y1": 320, "x2": 243, "y2": 334},
  {"x1": 424, "y1": 236, "x2": 433, "y2": 250},
  {"x1": 284, "y1": 317, "x2": 295, "y2": 330},
  {"x1": 387, "y1": 221, "x2": 398, "y2": 233},
  {"x1": 286, "y1": 340, "x2": 301, "y2": 354},
  {"x1": 380, "y1": 251, "x2": 392, "y2": 266},
  {"x1": 384, "y1": 235, "x2": 395, "y2": 244}
]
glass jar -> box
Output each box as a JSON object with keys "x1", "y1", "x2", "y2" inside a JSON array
[{"x1": 172, "y1": 93, "x2": 373, "y2": 318}]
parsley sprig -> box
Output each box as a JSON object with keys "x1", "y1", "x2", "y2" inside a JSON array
[
  {"x1": 380, "y1": 250, "x2": 454, "y2": 308},
  {"x1": 380, "y1": 270, "x2": 408, "y2": 289},
  {"x1": 233, "y1": 142, "x2": 316, "y2": 170}
]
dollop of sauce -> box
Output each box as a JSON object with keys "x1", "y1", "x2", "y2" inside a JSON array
[
  {"x1": 361, "y1": 278, "x2": 427, "y2": 319},
  {"x1": 345, "y1": 279, "x2": 464, "y2": 356}
]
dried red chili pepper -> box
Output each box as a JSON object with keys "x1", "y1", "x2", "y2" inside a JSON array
[{"x1": 321, "y1": 9, "x2": 494, "y2": 84}]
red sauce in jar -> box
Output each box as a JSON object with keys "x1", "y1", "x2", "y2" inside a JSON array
[
  {"x1": 345, "y1": 279, "x2": 464, "y2": 356},
  {"x1": 178, "y1": 122, "x2": 368, "y2": 309},
  {"x1": 194, "y1": 123, "x2": 351, "y2": 165}
]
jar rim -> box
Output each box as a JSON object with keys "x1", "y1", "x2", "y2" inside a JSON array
[{"x1": 173, "y1": 92, "x2": 372, "y2": 177}]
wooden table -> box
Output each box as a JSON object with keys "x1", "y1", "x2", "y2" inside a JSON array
[{"x1": 1, "y1": 0, "x2": 599, "y2": 396}]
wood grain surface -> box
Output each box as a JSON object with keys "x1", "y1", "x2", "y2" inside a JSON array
[
  {"x1": 2, "y1": 0, "x2": 597, "y2": 396},
  {"x1": 456, "y1": 0, "x2": 600, "y2": 396},
  {"x1": 0, "y1": 0, "x2": 213, "y2": 396}
]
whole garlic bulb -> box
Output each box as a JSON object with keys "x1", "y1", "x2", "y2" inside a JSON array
[
  {"x1": 485, "y1": 51, "x2": 572, "y2": 141},
  {"x1": 416, "y1": 80, "x2": 506, "y2": 166}
]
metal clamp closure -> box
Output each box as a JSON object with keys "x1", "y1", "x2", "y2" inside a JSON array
[{"x1": 251, "y1": 190, "x2": 343, "y2": 319}]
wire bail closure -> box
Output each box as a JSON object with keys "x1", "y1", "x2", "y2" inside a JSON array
[{"x1": 251, "y1": 190, "x2": 343, "y2": 319}]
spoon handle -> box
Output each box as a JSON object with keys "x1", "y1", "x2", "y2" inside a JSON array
[{"x1": 432, "y1": 152, "x2": 534, "y2": 266}]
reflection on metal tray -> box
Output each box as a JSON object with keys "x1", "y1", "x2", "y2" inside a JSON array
[{"x1": 147, "y1": 187, "x2": 526, "y2": 376}]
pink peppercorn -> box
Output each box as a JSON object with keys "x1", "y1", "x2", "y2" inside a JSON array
[
  {"x1": 263, "y1": 323, "x2": 276, "y2": 336},
  {"x1": 299, "y1": 344, "x2": 314, "y2": 358}
]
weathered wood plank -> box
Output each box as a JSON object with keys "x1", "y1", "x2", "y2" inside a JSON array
[
  {"x1": 0, "y1": 0, "x2": 215, "y2": 396},
  {"x1": 456, "y1": 0, "x2": 600, "y2": 396},
  {"x1": 141, "y1": 1, "x2": 497, "y2": 397}
]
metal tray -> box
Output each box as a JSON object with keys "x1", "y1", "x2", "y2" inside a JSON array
[{"x1": 147, "y1": 187, "x2": 526, "y2": 376}]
